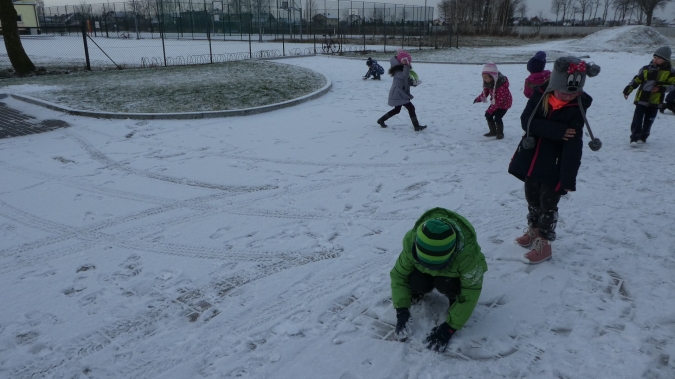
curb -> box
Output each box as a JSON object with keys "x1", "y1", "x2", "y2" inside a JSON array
[{"x1": 6, "y1": 73, "x2": 331, "y2": 120}]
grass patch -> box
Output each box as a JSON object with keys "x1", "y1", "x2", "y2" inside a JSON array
[{"x1": 0, "y1": 61, "x2": 326, "y2": 113}]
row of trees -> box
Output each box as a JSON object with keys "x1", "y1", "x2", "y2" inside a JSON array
[
  {"x1": 436, "y1": 0, "x2": 528, "y2": 34},
  {"x1": 549, "y1": 0, "x2": 671, "y2": 27}
]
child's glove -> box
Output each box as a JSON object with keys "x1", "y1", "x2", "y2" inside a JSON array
[
  {"x1": 400, "y1": 57, "x2": 410, "y2": 65},
  {"x1": 424, "y1": 322, "x2": 455, "y2": 352},
  {"x1": 474, "y1": 95, "x2": 486, "y2": 104},
  {"x1": 394, "y1": 308, "x2": 411, "y2": 341}
]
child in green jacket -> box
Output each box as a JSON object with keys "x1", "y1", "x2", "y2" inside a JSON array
[
  {"x1": 623, "y1": 46, "x2": 675, "y2": 145},
  {"x1": 390, "y1": 207, "x2": 488, "y2": 352}
]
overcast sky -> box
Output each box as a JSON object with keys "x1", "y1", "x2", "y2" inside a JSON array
[{"x1": 42, "y1": 0, "x2": 675, "y2": 20}]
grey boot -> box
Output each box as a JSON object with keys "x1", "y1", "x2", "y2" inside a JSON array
[
  {"x1": 496, "y1": 122, "x2": 504, "y2": 139},
  {"x1": 484, "y1": 120, "x2": 497, "y2": 137},
  {"x1": 411, "y1": 115, "x2": 426, "y2": 132}
]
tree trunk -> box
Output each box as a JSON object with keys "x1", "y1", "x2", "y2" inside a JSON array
[{"x1": 0, "y1": 0, "x2": 36, "y2": 75}]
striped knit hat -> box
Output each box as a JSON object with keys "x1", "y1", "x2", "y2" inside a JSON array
[{"x1": 414, "y1": 219, "x2": 457, "y2": 270}]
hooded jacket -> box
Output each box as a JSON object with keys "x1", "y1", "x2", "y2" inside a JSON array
[
  {"x1": 475, "y1": 73, "x2": 513, "y2": 114},
  {"x1": 508, "y1": 82, "x2": 592, "y2": 193},
  {"x1": 387, "y1": 56, "x2": 414, "y2": 106},
  {"x1": 390, "y1": 208, "x2": 488, "y2": 330}
]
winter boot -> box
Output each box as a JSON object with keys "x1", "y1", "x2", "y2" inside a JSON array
[
  {"x1": 483, "y1": 120, "x2": 497, "y2": 137},
  {"x1": 377, "y1": 113, "x2": 392, "y2": 128},
  {"x1": 411, "y1": 116, "x2": 427, "y2": 132},
  {"x1": 496, "y1": 122, "x2": 504, "y2": 140},
  {"x1": 523, "y1": 237, "x2": 552, "y2": 264},
  {"x1": 515, "y1": 227, "x2": 539, "y2": 248}
]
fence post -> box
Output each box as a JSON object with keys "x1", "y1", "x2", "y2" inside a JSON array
[{"x1": 81, "y1": 21, "x2": 92, "y2": 70}]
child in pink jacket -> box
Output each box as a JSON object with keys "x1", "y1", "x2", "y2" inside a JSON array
[
  {"x1": 524, "y1": 51, "x2": 551, "y2": 98},
  {"x1": 474, "y1": 62, "x2": 513, "y2": 140}
]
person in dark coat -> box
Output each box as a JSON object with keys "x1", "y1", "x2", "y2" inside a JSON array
[
  {"x1": 376, "y1": 50, "x2": 426, "y2": 131},
  {"x1": 508, "y1": 56, "x2": 601, "y2": 264}
]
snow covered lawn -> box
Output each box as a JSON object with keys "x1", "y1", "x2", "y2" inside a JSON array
[
  {"x1": 0, "y1": 61, "x2": 326, "y2": 112},
  {"x1": 0, "y1": 26, "x2": 674, "y2": 379}
]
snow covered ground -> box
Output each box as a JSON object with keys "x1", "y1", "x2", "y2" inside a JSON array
[{"x1": 1, "y1": 26, "x2": 674, "y2": 379}]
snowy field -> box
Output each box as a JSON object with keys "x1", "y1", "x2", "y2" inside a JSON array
[{"x1": 1, "y1": 26, "x2": 675, "y2": 378}]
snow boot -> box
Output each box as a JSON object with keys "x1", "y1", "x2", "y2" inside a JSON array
[
  {"x1": 484, "y1": 120, "x2": 497, "y2": 137},
  {"x1": 377, "y1": 113, "x2": 392, "y2": 128},
  {"x1": 411, "y1": 116, "x2": 426, "y2": 132},
  {"x1": 496, "y1": 122, "x2": 504, "y2": 140},
  {"x1": 515, "y1": 226, "x2": 539, "y2": 248},
  {"x1": 523, "y1": 237, "x2": 552, "y2": 264}
]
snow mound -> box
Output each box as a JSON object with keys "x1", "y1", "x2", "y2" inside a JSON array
[{"x1": 575, "y1": 26, "x2": 670, "y2": 50}]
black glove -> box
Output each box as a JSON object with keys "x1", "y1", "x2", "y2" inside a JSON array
[
  {"x1": 424, "y1": 322, "x2": 455, "y2": 352},
  {"x1": 623, "y1": 85, "x2": 632, "y2": 96},
  {"x1": 394, "y1": 308, "x2": 411, "y2": 340},
  {"x1": 473, "y1": 98, "x2": 479, "y2": 104}
]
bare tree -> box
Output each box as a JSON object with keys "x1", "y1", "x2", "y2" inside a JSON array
[
  {"x1": 551, "y1": 0, "x2": 565, "y2": 23},
  {"x1": 577, "y1": 0, "x2": 594, "y2": 23},
  {"x1": 635, "y1": 0, "x2": 671, "y2": 25},
  {"x1": 602, "y1": 0, "x2": 615, "y2": 22},
  {"x1": 0, "y1": 0, "x2": 36, "y2": 75},
  {"x1": 517, "y1": 2, "x2": 528, "y2": 20}
]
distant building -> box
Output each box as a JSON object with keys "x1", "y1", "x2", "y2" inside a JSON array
[
  {"x1": 312, "y1": 13, "x2": 338, "y2": 28},
  {"x1": 0, "y1": 0, "x2": 40, "y2": 34}
]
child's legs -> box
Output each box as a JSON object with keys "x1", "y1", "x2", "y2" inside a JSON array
[
  {"x1": 484, "y1": 112, "x2": 496, "y2": 122},
  {"x1": 492, "y1": 109, "x2": 508, "y2": 124},
  {"x1": 403, "y1": 102, "x2": 417, "y2": 118},
  {"x1": 537, "y1": 182, "x2": 561, "y2": 241},
  {"x1": 408, "y1": 268, "x2": 435, "y2": 295},
  {"x1": 524, "y1": 178, "x2": 542, "y2": 228},
  {"x1": 641, "y1": 107, "x2": 658, "y2": 139},
  {"x1": 386, "y1": 105, "x2": 403, "y2": 117},
  {"x1": 666, "y1": 90, "x2": 675, "y2": 104},
  {"x1": 630, "y1": 105, "x2": 648, "y2": 140}
]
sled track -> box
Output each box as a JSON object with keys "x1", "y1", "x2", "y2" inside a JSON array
[
  {"x1": 0, "y1": 160, "x2": 174, "y2": 206},
  {"x1": 8, "y1": 248, "x2": 344, "y2": 379},
  {"x1": 67, "y1": 132, "x2": 277, "y2": 193},
  {"x1": 110, "y1": 254, "x2": 386, "y2": 379}
]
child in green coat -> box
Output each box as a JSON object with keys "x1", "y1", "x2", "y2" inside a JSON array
[
  {"x1": 390, "y1": 207, "x2": 488, "y2": 352},
  {"x1": 623, "y1": 46, "x2": 675, "y2": 145}
]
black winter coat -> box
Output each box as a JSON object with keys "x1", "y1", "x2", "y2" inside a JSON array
[{"x1": 508, "y1": 83, "x2": 593, "y2": 193}]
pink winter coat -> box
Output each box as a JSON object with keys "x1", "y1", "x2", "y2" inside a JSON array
[
  {"x1": 523, "y1": 70, "x2": 551, "y2": 98},
  {"x1": 474, "y1": 73, "x2": 513, "y2": 115}
]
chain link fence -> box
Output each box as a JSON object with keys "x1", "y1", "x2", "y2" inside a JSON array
[{"x1": 1, "y1": 0, "x2": 441, "y2": 72}]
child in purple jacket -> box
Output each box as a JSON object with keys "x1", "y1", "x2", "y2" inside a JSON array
[{"x1": 524, "y1": 51, "x2": 551, "y2": 98}]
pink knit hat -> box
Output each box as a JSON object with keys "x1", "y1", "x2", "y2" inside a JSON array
[
  {"x1": 396, "y1": 49, "x2": 412, "y2": 64},
  {"x1": 482, "y1": 62, "x2": 499, "y2": 75}
]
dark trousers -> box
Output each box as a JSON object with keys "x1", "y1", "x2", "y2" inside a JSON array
[
  {"x1": 524, "y1": 178, "x2": 562, "y2": 241},
  {"x1": 409, "y1": 268, "x2": 459, "y2": 302},
  {"x1": 666, "y1": 90, "x2": 675, "y2": 104},
  {"x1": 485, "y1": 108, "x2": 508, "y2": 124},
  {"x1": 386, "y1": 102, "x2": 417, "y2": 118},
  {"x1": 630, "y1": 104, "x2": 658, "y2": 141}
]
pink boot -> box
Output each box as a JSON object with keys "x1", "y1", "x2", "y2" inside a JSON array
[
  {"x1": 515, "y1": 227, "x2": 539, "y2": 248},
  {"x1": 523, "y1": 237, "x2": 552, "y2": 264}
]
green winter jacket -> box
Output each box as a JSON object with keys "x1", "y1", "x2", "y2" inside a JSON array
[
  {"x1": 390, "y1": 208, "x2": 488, "y2": 330},
  {"x1": 625, "y1": 62, "x2": 675, "y2": 107}
]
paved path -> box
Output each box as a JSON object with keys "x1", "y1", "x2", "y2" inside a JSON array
[{"x1": 0, "y1": 95, "x2": 70, "y2": 139}]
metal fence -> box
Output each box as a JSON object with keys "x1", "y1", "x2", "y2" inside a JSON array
[{"x1": 0, "y1": 0, "x2": 439, "y2": 72}]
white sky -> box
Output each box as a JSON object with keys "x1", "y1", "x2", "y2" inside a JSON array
[{"x1": 2, "y1": 26, "x2": 675, "y2": 379}]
